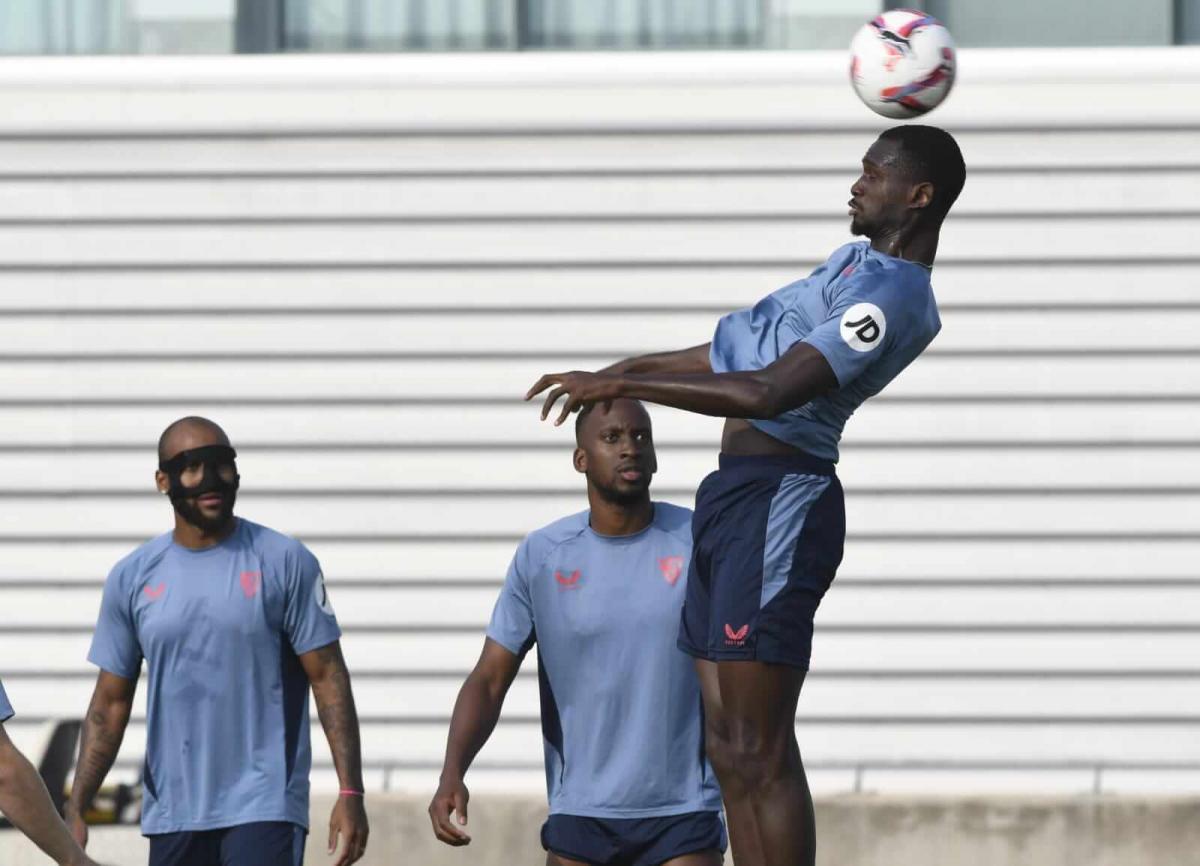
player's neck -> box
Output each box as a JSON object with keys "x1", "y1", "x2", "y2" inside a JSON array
[
  {"x1": 870, "y1": 226, "x2": 938, "y2": 268},
  {"x1": 587, "y1": 494, "x2": 654, "y2": 537},
  {"x1": 172, "y1": 515, "x2": 239, "y2": 550}
]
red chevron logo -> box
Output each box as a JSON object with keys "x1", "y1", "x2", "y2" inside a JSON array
[
  {"x1": 724, "y1": 623, "x2": 749, "y2": 646},
  {"x1": 142, "y1": 582, "x2": 165, "y2": 601},
  {"x1": 555, "y1": 570, "x2": 582, "y2": 589}
]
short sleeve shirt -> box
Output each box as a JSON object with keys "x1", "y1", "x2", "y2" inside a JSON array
[
  {"x1": 487, "y1": 503, "x2": 722, "y2": 819},
  {"x1": 710, "y1": 241, "x2": 941, "y2": 461},
  {"x1": 0, "y1": 679, "x2": 12, "y2": 723},
  {"x1": 88, "y1": 519, "x2": 342, "y2": 834}
]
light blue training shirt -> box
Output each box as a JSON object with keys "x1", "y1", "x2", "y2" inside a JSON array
[
  {"x1": 711, "y1": 240, "x2": 941, "y2": 461},
  {"x1": 0, "y1": 679, "x2": 12, "y2": 723},
  {"x1": 487, "y1": 502, "x2": 722, "y2": 819},
  {"x1": 88, "y1": 518, "x2": 342, "y2": 835}
]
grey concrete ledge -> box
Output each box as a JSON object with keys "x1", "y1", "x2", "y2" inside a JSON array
[{"x1": 0, "y1": 794, "x2": 1196, "y2": 865}]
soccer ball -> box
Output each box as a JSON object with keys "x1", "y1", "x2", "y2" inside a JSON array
[{"x1": 849, "y1": 10, "x2": 956, "y2": 119}]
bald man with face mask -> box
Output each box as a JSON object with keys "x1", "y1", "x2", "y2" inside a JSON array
[{"x1": 66, "y1": 417, "x2": 369, "y2": 866}]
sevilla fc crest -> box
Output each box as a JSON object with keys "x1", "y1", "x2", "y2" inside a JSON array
[{"x1": 658, "y1": 556, "x2": 685, "y2": 586}]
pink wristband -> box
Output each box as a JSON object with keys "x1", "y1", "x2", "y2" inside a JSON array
[{"x1": 339, "y1": 789, "x2": 364, "y2": 797}]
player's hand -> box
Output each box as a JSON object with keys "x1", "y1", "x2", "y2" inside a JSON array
[
  {"x1": 327, "y1": 794, "x2": 368, "y2": 866},
  {"x1": 64, "y1": 803, "x2": 88, "y2": 850},
  {"x1": 428, "y1": 776, "x2": 472, "y2": 846},
  {"x1": 525, "y1": 371, "x2": 621, "y2": 426}
]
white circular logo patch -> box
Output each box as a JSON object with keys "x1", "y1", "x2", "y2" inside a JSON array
[
  {"x1": 840, "y1": 303, "x2": 886, "y2": 353},
  {"x1": 314, "y1": 571, "x2": 335, "y2": 616}
]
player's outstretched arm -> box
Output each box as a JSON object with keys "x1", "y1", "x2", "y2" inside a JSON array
[
  {"x1": 0, "y1": 724, "x2": 111, "y2": 866},
  {"x1": 64, "y1": 671, "x2": 136, "y2": 851},
  {"x1": 429, "y1": 638, "x2": 522, "y2": 847},
  {"x1": 598, "y1": 343, "x2": 712, "y2": 377},
  {"x1": 299, "y1": 640, "x2": 369, "y2": 866},
  {"x1": 527, "y1": 341, "x2": 838, "y2": 425}
]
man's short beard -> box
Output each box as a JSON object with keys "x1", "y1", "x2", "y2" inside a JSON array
[
  {"x1": 174, "y1": 496, "x2": 236, "y2": 533},
  {"x1": 591, "y1": 479, "x2": 649, "y2": 507}
]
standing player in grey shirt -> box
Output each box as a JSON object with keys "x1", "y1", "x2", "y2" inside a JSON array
[
  {"x1": 527, "y1": 126, "x2": 965, "y2": 866},
  {"x1": 0, "y1": 680, "x2": 110, "y2": 866},
  {"x1": 429, "y1": 399, "x2": 724, "y2": 866}
]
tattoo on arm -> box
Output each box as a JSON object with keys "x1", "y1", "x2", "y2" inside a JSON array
[
  {"x1": 70, "y1": 680, "x2": 134, "y2": 811},
  {"x1": 307, "y1": 643, "x2": 365, "y2": 792}
]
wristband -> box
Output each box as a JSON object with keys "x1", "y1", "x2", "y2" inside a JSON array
[{"x1": 339, "y1": 789, "x2": 365, "y2": 797}]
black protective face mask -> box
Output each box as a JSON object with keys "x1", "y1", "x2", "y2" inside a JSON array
[{"x1": 158, "y1": 445, "x2": 240, "y2": 531}]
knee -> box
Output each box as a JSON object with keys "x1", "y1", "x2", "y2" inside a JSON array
[
  {"x1": 722, "y1": 724, "x2": 793, "y2": 788},
  {"x1": 704, "y1": 722, "x2": 738, "y2": 777}
]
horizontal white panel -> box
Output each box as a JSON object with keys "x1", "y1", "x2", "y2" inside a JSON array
[
  {"x1": 0, "y1": 127, "x2": 1198, "y2": 174},
  {"x1": 0, "y1": 403, "x2": 1195, "y2": 449},
  {"x1": 1, "y1": 170, "x2": 1196, "y2": 219},
  {"x1": 1, "y1": 262, "x2": 1198, "y2": 309},
  {"x1": 0, "y1": 491, "x2": 1193, "y2": 536},
  {"x1": 4, "y1": 716, "x2": 1198, "y2": 768},
  {"x1": 0, "y1": 125, "x2": 1196, "y2": 173},
  {"x1": 4, "y1": 630, "x2": 1197, "y2": 674},
  {"x1": 854, "y1": 768, "x2": 1099, "y2": 796},
  {"x1": 5, "y1": 446, "x2": 1197, "y2": 492},
  {"x1": 4, "y1": 584, "x2": 1197, "y2": 628},
  {"x1": 0, "y1": 217, "x2": 1196, "y2": 265},
  {"x1": 1099, "y1": 770, "x2": 1200, "y2": 795},
  {"x1": 9, "y1": 676, "x2": 1200, "y2": 724},
  {"x1": 3, "y1": 535, "x2": 1197, "y2": 583},
  {"x1": 0, "y1": 356, "x2": 1192, "y2": 402},
  {"x1": 0, "y1": 310, "x2": 1195, "y2": 355}
]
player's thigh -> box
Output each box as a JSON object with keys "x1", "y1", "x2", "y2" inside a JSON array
[
  {"x1": 148, "y1": 831, "x2": 219, "y2": 866},
  {"x1": 218, "y1": 821, "x2": 306, "y2": 866},
  {"x1": 547, "y1": 853, "x2": 596, "y2": 866},
  {"x1": 660, "y1": 850, "x2": 725, "y2": 866},
  {"x1": 715, "y1": 660, "x2": 806, "y2": 744}
]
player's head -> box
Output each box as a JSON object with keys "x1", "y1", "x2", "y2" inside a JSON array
[
  {"x1": 155, "y1": 416, "x2": 239, "y2": 532},
  {"x1": 849, "y1": 124, "x2": 965, "y2": 238},
  {"x1": 573, "y1": 399, "x2": 657, "y2": 506}
]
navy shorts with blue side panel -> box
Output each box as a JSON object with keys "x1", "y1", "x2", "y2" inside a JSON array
[
  {"x1": 542, "y1": 811, "x2": 727, "y2": 866},
  {"x1": 678, "y1": 452, "x2": 846, "y2": 669},
  {"x1": 148, "y1": 821, "x2": 306, "y2": 866}
]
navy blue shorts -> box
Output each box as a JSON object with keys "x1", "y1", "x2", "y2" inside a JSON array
[
  {"x1": 542, "y1": 811, "x2": 726, "y2": 866},
  {"x1": 147, "y1": 821, "x2": 305, "y2": 866},
  {"x1": 678, "y1": 452, "x2": 846, "y2": 669}
]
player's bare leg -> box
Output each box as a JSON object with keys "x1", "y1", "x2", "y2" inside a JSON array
[
  {"x1": 661, "y1": 849, "x2": 725, "y2": 865},
  {"x1": 711, "y1": 661, "x2": 813, "y2": 866},
  {"x1": 696, "y1": 659, "x2": 765, "y2": 866},
  {"x1": 547, "y1": 854, "x2": 591, "y2": 866}
]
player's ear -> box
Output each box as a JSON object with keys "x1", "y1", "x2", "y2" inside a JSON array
[
  {"x1": 573, "y1": 447, "x2": 587, "y2": 474},
  {"x1": 910, "y1": 180, "x2": 934, "y2": 212},
  {"x1": 155, "y1": 469, "x2": 170, "y2": 495}
]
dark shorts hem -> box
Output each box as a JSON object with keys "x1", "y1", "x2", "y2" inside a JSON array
[
  {"x1": 541, "y1": 811, "x2": 726, "y2": 866},
  {"x1": 676, "y1": 638, "x2": 810, "y2": 669}
]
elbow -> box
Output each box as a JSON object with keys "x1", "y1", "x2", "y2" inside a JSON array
[
  {"x1": 745, "y1": 380, "x2": 787, "y2": 419},
  {"x1": 0, "y1": 744, "x2": 20, "y2": 793}
]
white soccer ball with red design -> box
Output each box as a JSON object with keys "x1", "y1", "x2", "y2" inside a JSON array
[{"x1": 849, "y1": 9, "x2": 956, "y2": 119}]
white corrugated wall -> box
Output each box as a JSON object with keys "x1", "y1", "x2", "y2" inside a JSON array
[{"x1": 1, "y1": 49, "x2": 1199, "y2": 797}]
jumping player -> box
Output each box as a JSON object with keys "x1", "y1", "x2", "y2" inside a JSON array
[
  {"x1": 429, "y1": 399, "x2": 725, "y2": 866},
  {"x1": 0, "y1": 680, "x2": 110, "y2": 866},
  {"x1": 66, "y1": 417, "x2": 369, "y2": 866},
  {"x1": 526, "y1": 126, "x2": 965, "y2": 866}
]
